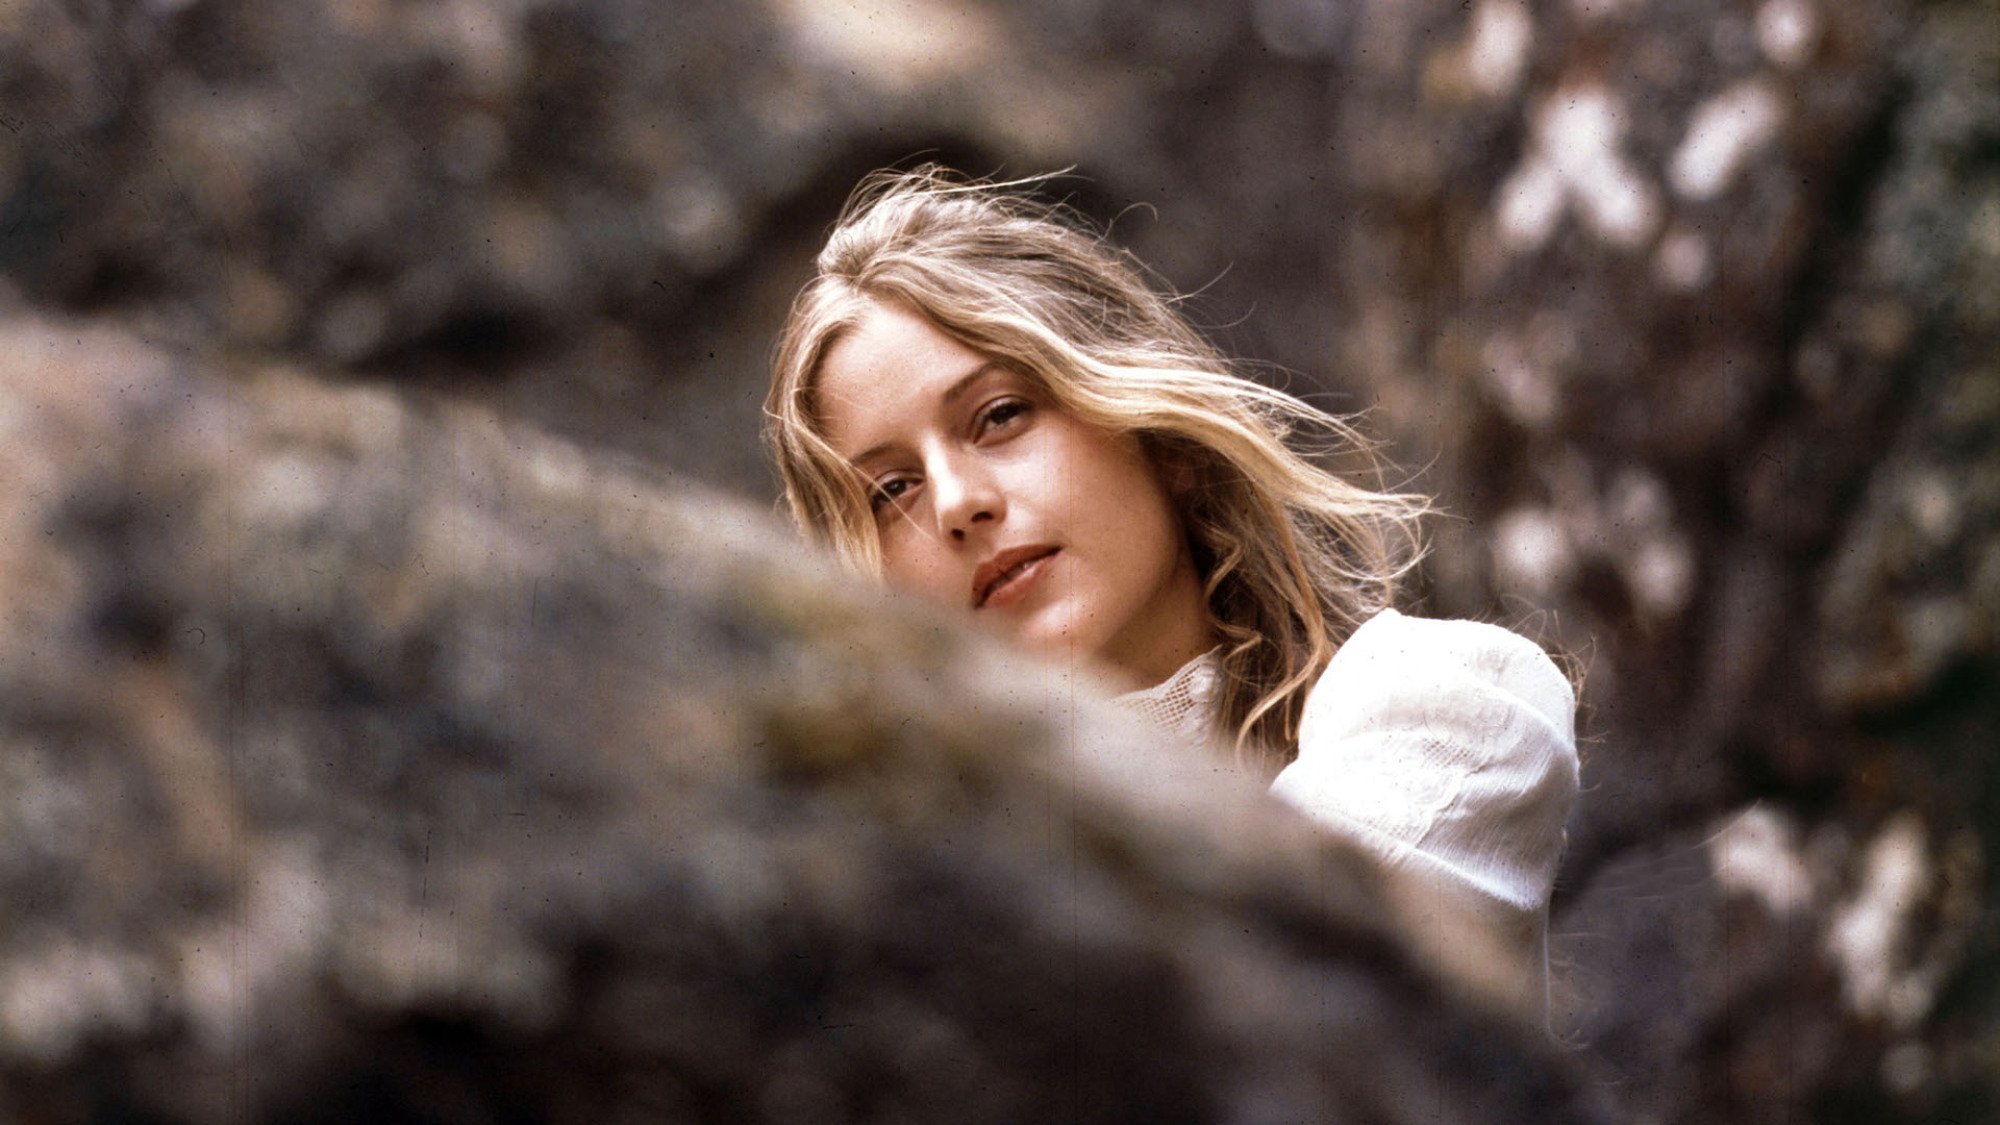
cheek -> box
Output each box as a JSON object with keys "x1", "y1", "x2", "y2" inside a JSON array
[
  {"x1": 878, "y1": 534, "x2": 960, "y2": 604},
  {"x1": 1113, "y1": 497, "x2": 1183, "y2": 583},
  {"x1": 1082, "y1": 445, "x2": 1180, "y2": 549}
]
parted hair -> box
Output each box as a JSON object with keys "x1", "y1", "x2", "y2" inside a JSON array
[{"x1": 764, "y1": 164, "x2": 1427, "y2": 769}]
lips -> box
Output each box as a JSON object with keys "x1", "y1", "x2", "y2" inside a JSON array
[{"x1": 972, "y1": 545, "x2": 1060, "y2": 609}]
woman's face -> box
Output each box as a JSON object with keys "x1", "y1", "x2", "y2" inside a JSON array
[{"x1": 814, "y1": 298, "x2": 1214, "y2": 690}]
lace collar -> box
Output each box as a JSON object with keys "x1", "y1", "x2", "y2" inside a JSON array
[{"x1": 1111, "y1": 648, "x2": 1223, "y2": 745}]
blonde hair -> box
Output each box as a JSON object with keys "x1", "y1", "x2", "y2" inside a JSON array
[{"x1": 764, "y1": 165, "x2": 1427, "y2": 770}]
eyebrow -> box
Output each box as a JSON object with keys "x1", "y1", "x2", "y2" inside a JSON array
[{"x1": 847, "y1": 362, "x2": 1005, "y2": 468}]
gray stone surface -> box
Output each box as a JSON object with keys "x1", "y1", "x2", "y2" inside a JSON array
[{"x1": 0, "y1": 317, "x2": 1592, "y2": 1122}]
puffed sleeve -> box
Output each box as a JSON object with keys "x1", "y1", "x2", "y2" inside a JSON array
[{"x1": 1269, "y1": 608, "x2": 1579, "y2": 1019}]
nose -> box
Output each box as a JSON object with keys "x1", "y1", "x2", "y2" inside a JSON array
[{"x1": 927, "y1": 447, "x2": 1003, "y2": 543}]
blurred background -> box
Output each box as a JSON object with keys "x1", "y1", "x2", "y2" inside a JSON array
[{"x1": 2, "y1": 0, "x2": 1995, "y2": 1120}]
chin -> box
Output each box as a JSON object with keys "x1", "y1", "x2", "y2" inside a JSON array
[{"x1": 1009, "y1": 609, "x2": 1104, "y2": 665}]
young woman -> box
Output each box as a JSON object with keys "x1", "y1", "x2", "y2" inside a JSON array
[{"x1": 764, "y1": 165, "x2": 1578, "y2": 1020}]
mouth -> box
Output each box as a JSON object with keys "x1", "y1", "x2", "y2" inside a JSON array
[{"x1": 972, "y1": 546, "x2": 1060, "y2": 609}]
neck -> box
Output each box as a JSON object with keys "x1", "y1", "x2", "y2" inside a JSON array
[{"x1": 1094, "y1": 545, "x2": 1219, "y2": 693}]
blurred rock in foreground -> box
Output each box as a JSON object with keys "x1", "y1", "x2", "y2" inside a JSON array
[{"x1": 0, "y1": 314, "x2": 1594, "y2": 1123}]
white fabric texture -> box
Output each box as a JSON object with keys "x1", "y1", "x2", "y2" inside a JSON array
[
  {"x1": 1113, "y1": 608, "x2": 1579, "y2": 1020},
  {"x1": 1115, "y1": 645, "x2": 1224, "y2": 750}
]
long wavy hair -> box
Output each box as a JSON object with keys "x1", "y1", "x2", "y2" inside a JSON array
[{"x1": 764, "y1": 164, "x2": 1428, "y2": 770}]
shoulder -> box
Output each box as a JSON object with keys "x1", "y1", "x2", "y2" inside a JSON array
[
  {"x1": 1274, "y1": 608, "x2": 1581, "y2": 908},
  {"x1": 1287, "y1": 609, "x2": 1579, "y2": 823},
  {"x1": 1301, "y1": 609, "x2": 1574, "y2": 747}
]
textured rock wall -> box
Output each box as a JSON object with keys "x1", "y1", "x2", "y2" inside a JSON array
[{"x1": 3, "y1": 0, "x2": 1996, "y2": 1120}]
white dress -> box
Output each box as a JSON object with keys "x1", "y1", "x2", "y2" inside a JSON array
[{"x1": 1114, "y1": 608, "x2": 1580, "y2": 1021}]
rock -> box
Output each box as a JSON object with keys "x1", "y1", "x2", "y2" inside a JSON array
[
  {"x1": 1554, "y1": 803, "x2": 1984, "y2": 1122},
  {"x1": 0, "y1": 313, "x2": 1593, "y2": 1123}
]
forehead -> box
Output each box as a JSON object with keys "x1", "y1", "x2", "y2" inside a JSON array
[{"x1": 813, "y1": 301, "x2": 994, "y2": 457}]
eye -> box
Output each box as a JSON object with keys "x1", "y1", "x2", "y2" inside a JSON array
[
  {"x1": 975, "y1": 397, "x2": 1031, "y2": 436},
  {"x1": 870, "y1": 474, "x2": 917, "y2": 513}
]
